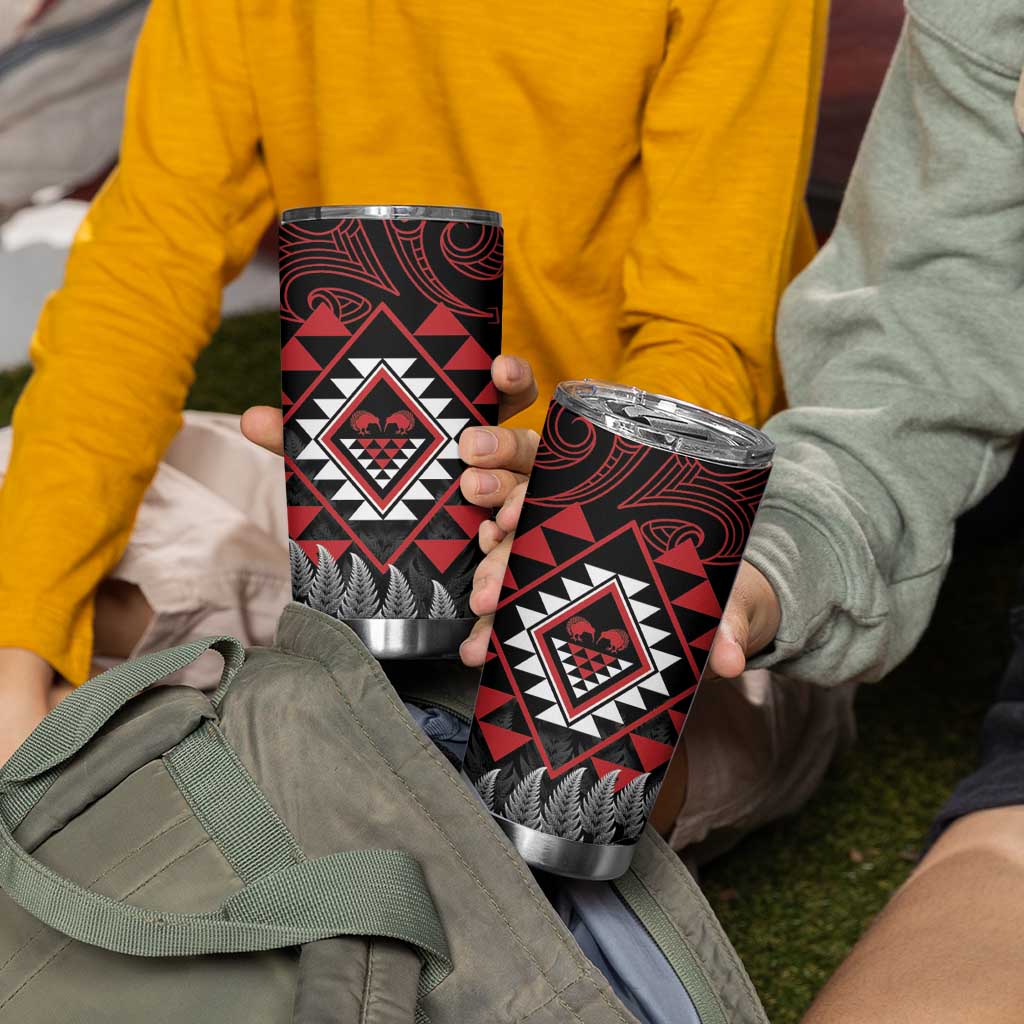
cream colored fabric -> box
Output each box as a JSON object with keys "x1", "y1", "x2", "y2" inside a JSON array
[
  {"x1": 0, "y1": 412, "x2": 291, "y2": 690},
  {"x1": 671, "y1": 670, "x2": 857, "y2": 862}
]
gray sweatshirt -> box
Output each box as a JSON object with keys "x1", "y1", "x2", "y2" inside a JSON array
[{"x1": 744, "y1": 0, "x2": 1024, "y2": 686}]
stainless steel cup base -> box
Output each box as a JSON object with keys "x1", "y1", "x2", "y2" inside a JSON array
[
  {"x1": 493, "y1": 815, "x2": 636, "y2": 881},
  {"x1": 343, "y1": 617, "x2": 475, "y2": 660}
]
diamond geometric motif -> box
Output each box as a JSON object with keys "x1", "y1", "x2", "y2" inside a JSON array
[
  {"x1": 283, "y1": 305, "x2": 479, "y2": 569},
  {"x1": 315, "y1": 365, "x2": 443, "y2": 513},
  {"x1": 528, "y1": 579, "x2": 652, "y2": 723},
  {"x1": 496, "y1": 523, "x2": 692, "y2": 774}
]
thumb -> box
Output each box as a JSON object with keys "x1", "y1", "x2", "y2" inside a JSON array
[
  {"x1": 707, "y1": 604, "x2": 751, "y2": 681},
  {"x1": 704, "y1": 560, "x2": 780, "y2": 681},
  {"x1": 240, "y1": 406, "x2": 284, "y2": 457}
]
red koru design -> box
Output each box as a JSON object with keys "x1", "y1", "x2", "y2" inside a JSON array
[
  {"x1": 598, "y1": 628, "x2": 629, "y2": 653},
  {"x1": 619, "y1": 456, "x2": 768, "y2": 564},
  {"x1": 640, "y1": 518, "x2": 705, "y2": 556},
  {"x1": 440, "y1": 221, "x2": 504, "y2": 281},
  {"x1": 349, "y1": 409, "x2": 381, "y2": 436},
  {"x1": 385, "y1": 410, "x2": 415, "y2": 435},
  {"x1": 530, "y1": 405, "x2": 648, "y2": 507},
  {"x1": 279, "y1": 220, "x2": 400, "y2": 330},
  {"x1": 531, "y1": 401, "x2": 597, "y2": 473},
  {"x1": 385, "y1": 220, "x2": 499, "y2": 321},
  {"x1": 305, "y1": 288, "x2": 373, "y2": 326},
  {"x1": 566, "y1": 616, "x2": 596, "y2": 644}
]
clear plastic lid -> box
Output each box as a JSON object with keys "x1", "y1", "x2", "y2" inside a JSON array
[
  {"x1": 281, "y1": 205, "x2": 502, "y2": 226},
  {"x1": 554, "y1": 380, "x2": 774, "y2": 467}
]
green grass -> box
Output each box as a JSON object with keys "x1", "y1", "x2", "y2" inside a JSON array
[
  {"x1": 2, "y1": 309, "x2": 1019, "y2": 1022},
  {"x1": 188, "y1": 311, "x2": 281, "y2": 412},
  {"x1": 0, "y1": 365, "x2": 30, "y2": 426}
]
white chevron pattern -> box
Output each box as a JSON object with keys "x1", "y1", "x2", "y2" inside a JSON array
[{"x1": 508, "y1": 557, "x2": 683, "y2": 737}]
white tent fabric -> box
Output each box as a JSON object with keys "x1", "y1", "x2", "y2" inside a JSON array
[
  {"x1": 0, "y1": 0, "x2": 148, "y2": 216},
  {"x1": 0, "y1": 2, "x2": 47, "y2": 51},
  {"x1": 0, "y1": 0, "x2": 276, "y2": 369}
]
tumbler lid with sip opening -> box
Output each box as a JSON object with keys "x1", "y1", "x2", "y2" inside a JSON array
[
  {"x1": 281, "y1": 205, "x2": 501, "y2": 226},
  {"x1": 554, "y1": 380, "x2": 774, "y2": 467}
]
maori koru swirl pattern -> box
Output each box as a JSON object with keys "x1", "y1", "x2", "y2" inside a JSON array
[
  {"x1": 280, "y1": 215, "x2": 502, "y2": 620},
  {"x1": 464, "y1": 400, "x2": 771, "y2": 846}
]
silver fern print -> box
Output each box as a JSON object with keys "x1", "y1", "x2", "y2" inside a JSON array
[
  {"x1": 579, "y1": 771, "x2": 619, "y2": 845},
  {"x1": 474, "y1": 768, "x2": 501, "y2": 812},
  {"x1": 382, "y1": 565, "x2": 418, "y2": 618},
  {"x1": 428, "y1": 580, "x2": 458, "y2": 619},
  {"x1": 614, "y1": 773, "x2": 651, "y2": 841},
  {"x1": 643, "y1": 781, "x2": 661, "y2": 825},
  {"x1": 502, "y1": 768, "x2": 545, "y2": 830},
  {"x1": 480, "y1": 764, "x2": 655, "y2": 844},
  {"x1": 284, "y1": 431, "x2": 305, "y2": 461},
  {"x1": 540, "y1": 768, "x2": 586, "y2": 841},
  {"x1": 288, "y1": 539, "x2": 315, "y2": 599},
  {"x1": 338, "y1": 552, "x2": 380, "y2": 619},
  {"x1": 308, "y1": 545, "x2": 344, "y2": 616}
]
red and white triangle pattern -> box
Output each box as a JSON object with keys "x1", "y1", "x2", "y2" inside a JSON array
[
  {"x1": 553, "y1": 638, "x2": 634, "y2": 695},
  {"x1": 505, "y1": 562, "x2": 682, "y2": 740},
  {"x1": 294, "y1": 357, "x2": 466, "y2": 522},
  {"x1": 337, "y1": 436, "x2": 424, "y2": 484}
]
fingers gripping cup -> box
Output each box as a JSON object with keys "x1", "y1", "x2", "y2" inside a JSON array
[
  {"x1": 279, "y1": 205, "x2": 503, "y2": 658},
  {"x1": 462, "y1": 382, "x2": 774, "y2": 879}
]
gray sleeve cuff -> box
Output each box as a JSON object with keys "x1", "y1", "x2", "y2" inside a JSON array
[{"x1": 740, "y1": 503, "x2": 847, "y2": 676}]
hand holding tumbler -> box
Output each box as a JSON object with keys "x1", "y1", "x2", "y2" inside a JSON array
[
  {"x1": 462, "y1": 382, "x2": 774, "y2": 879},
  {"x1": 279, "y1": 205, "x2": 503, "y2": 658}
]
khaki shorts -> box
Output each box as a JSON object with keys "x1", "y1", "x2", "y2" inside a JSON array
[{"x1": 0, "y1": 411, "x2": 857, "y2": 857}]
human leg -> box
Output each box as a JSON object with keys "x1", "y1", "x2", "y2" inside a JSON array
[{"x1": 802, "y1": 805, "x2": 1024, "y2": 1024}]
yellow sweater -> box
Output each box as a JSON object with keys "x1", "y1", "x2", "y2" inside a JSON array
[{"x1": 1, "y1": 0, "x2": 825, "y2": 683}]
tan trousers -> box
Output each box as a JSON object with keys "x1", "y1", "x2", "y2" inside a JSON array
[{"x1": 1, "y1": 411, "x2": 857, "y2": 858}]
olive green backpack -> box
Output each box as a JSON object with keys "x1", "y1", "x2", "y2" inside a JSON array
[{"x1": 0, "y1": 603, "x2": 767, "y2": 1024}]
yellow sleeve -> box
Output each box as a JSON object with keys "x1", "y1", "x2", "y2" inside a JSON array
[
  {"x1": 617, "y1": 0, "x2": 827, "y2": 425},
  {"x1": 0, "y1": 0, "x2": 273, "y2": 682}
]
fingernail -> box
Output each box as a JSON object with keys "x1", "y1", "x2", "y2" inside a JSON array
[
  {"x1": 470, "y1": 429, "x2": 498, "y2": 456},
  {"x1": 474, "y1": 471, "x2": 499, "y2": 495},
  {"x1": 504, "y1": 356, "x2": 525, "y2": 381}
]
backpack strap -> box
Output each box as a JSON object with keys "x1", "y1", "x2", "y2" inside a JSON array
[
  {"x1": 0, "y1": 635, "x2": 245, "y2": 825},
  {"x1": 0, "y1": 637, "x2": 452, "y2": 998},
  {"x1": 0, "y1": 813, "x2": 450, "y2": 989}
]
